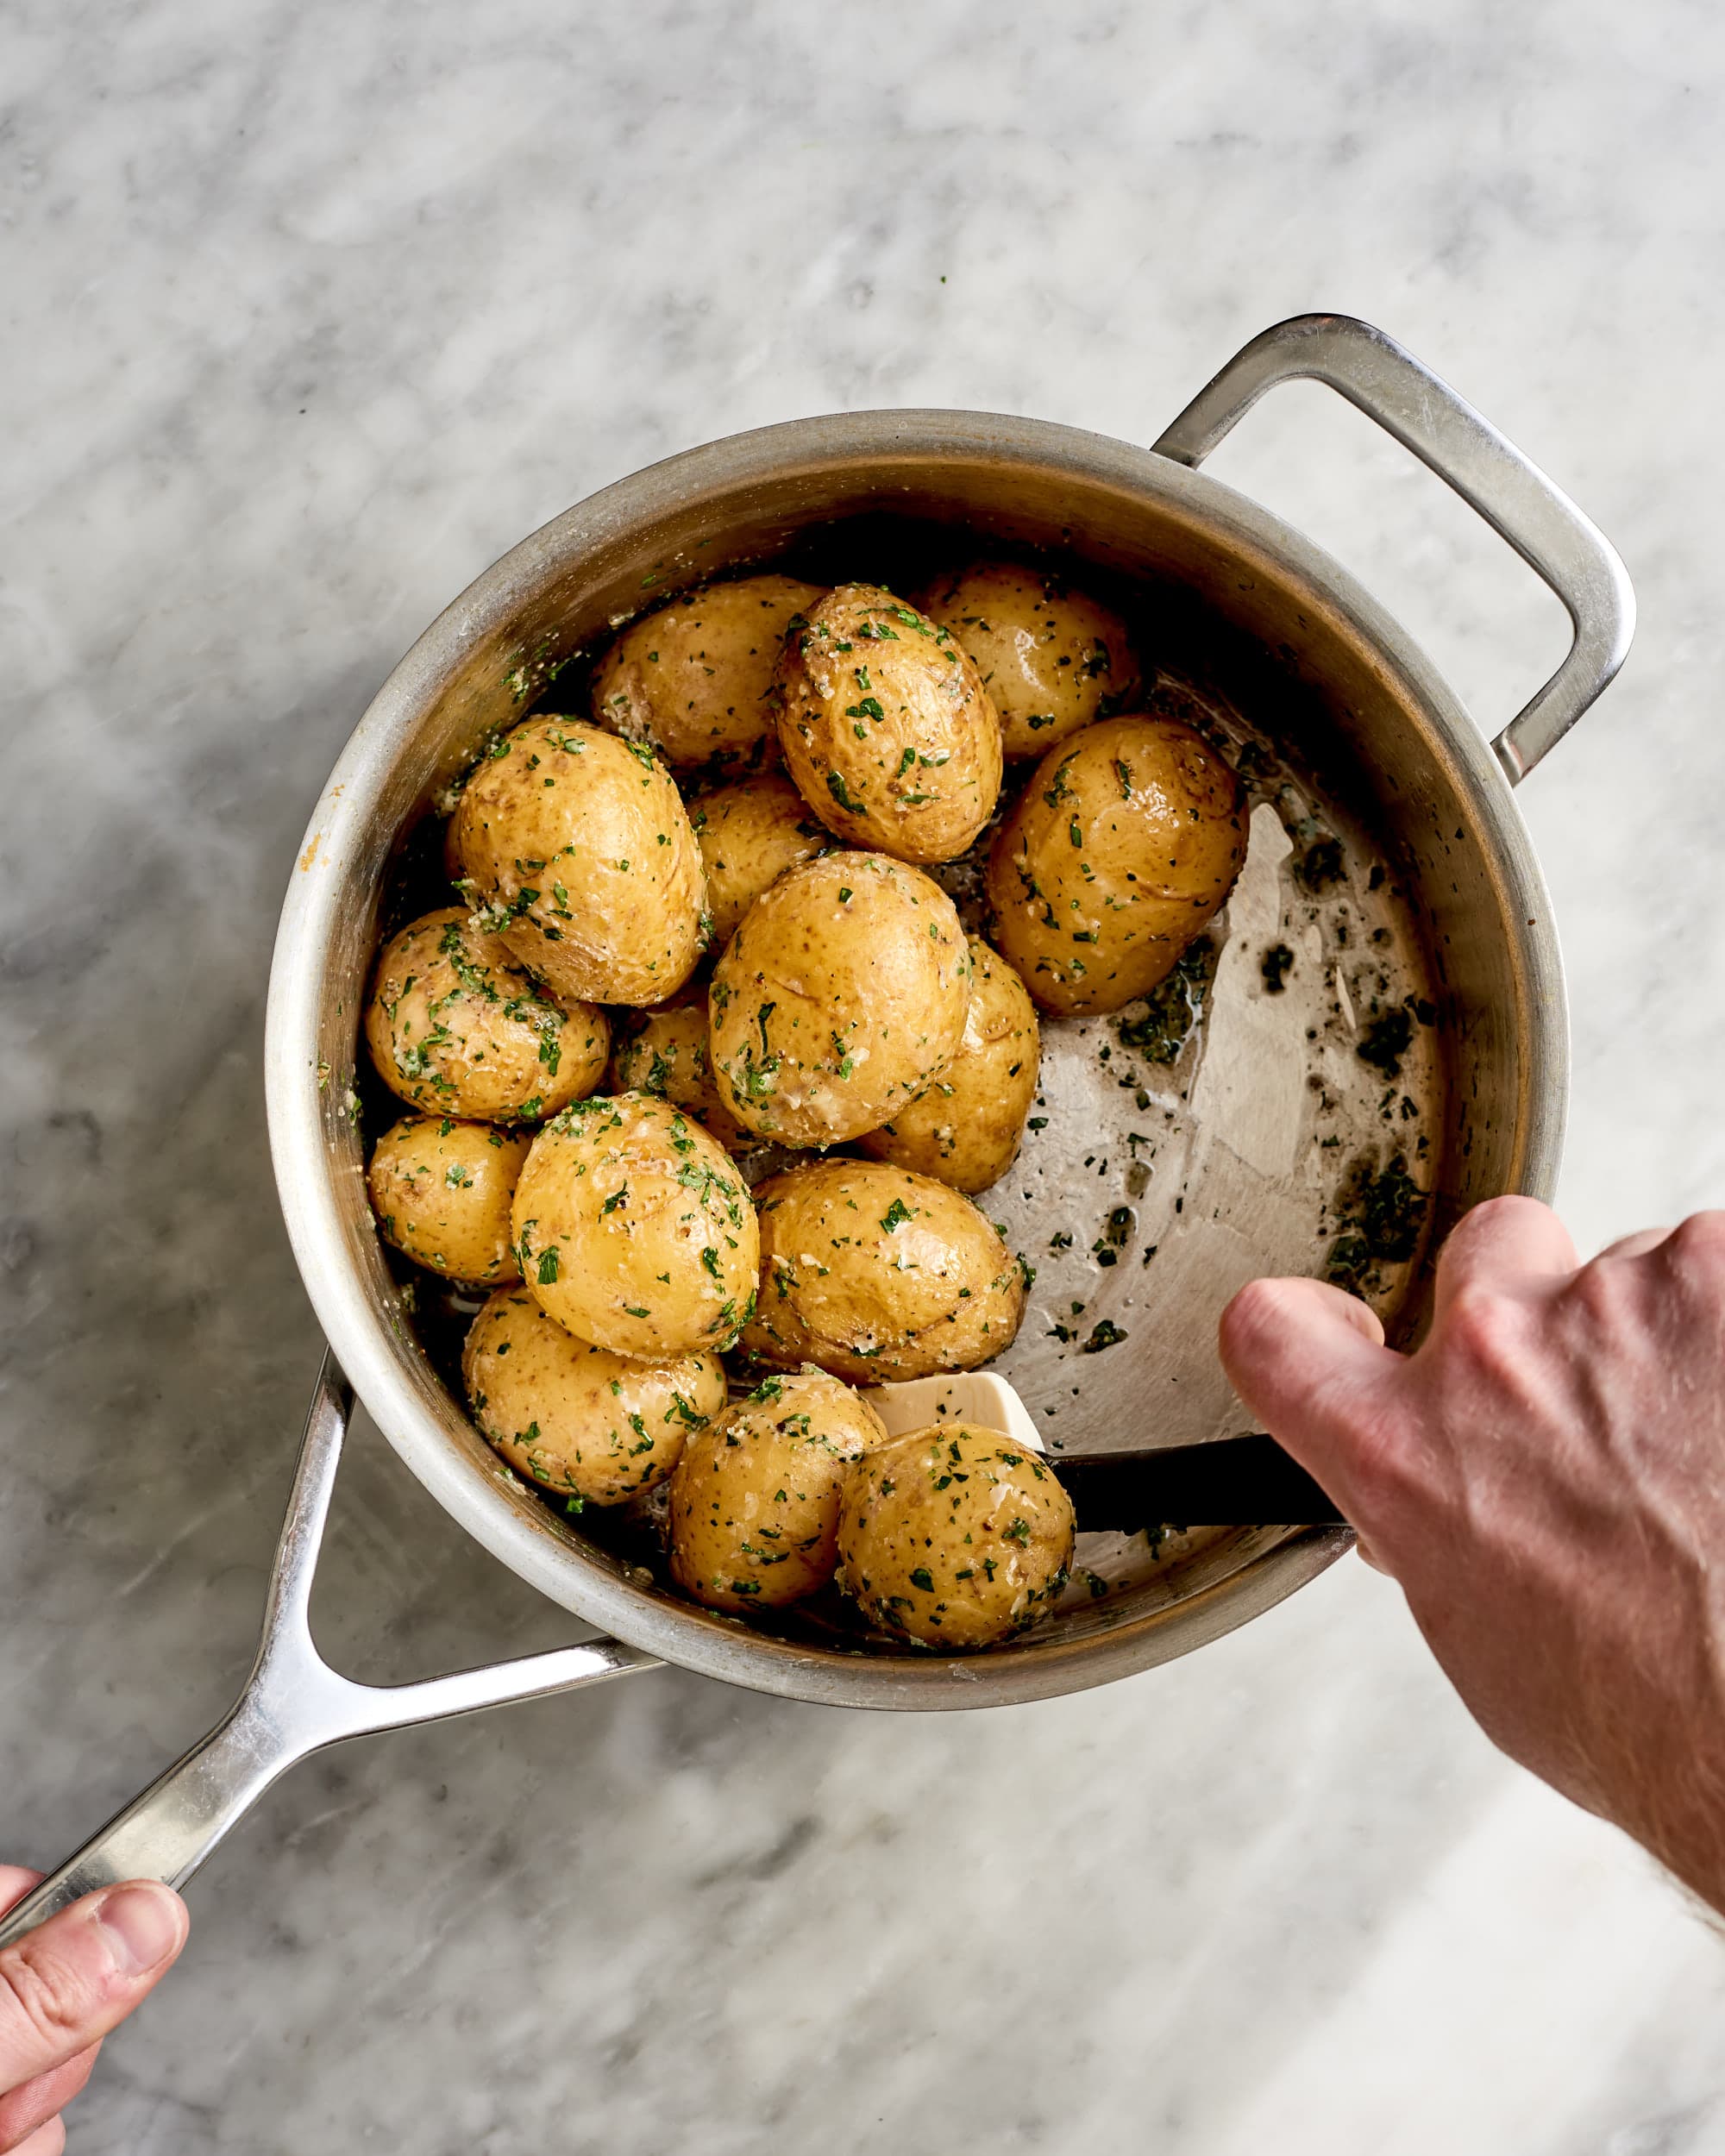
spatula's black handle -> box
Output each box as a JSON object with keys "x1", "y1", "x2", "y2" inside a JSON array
[{"x1": 1053, "y1": 1433, "x2": 1346, "y2": 1531}]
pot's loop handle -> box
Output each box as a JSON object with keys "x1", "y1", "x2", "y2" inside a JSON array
[
  {"x1": 1152, "y1": 312, "x2": 1634, "y2": 783},
  {"x1": 0, "y1": 1357, "x2": 657, "y2": 1950}
]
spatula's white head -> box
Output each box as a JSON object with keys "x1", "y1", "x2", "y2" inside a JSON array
[{"x1": 860, "y1": 1373, "x2": 1046, "y2": 1454}]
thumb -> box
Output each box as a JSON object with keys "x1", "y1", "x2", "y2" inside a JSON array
[
  {"x1": 1219, "y1": 1275, "x2": 1396, "y2": 1502},
  {"x1": 0, "y1": 1881, "x2": 187, "y2": 2096}
]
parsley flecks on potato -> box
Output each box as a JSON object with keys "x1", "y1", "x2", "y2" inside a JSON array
[
  {"x1": 367, "y1": 1116, "x2": 531, "y2": 1285},
  {"x1": 453, "y1": 718, "x2": 706, "y2": 1008},
  {"x1": 692, "y1": 770, "x2": 836, "y2": 947},
  {"x1": 914, "y1": 561, "x2": 1137, "y2": 760},
  {"x1": 511, "y1": 1091, "x2": 759, "y2": 1363},
  {"x1": 365, "y1": 906, "x2": 607, "y2": 1124},
  {"x1": 986, "y1": 714, "x2": 1246, "y2": 1016},
  {"x1": 463, "y1": 1287, "x2": 725, "y2": 1507},
  {"x1": 708, "y1": 850, "x2": 969, "y2": 1148},
  {"x1": 857, "y1": 936, "x2": 1040, "y2": 1194},
  {"x1": 607, "y1": 994, "x2": 758, "y2": 1156},
  {"x1": 668, "y1": 1369, "x2": 891, "y2": 1612},
  {"x1": 741, "y1": 1158, "x2": 1027, "y2": 1384},
  {"x1": 592, "y1": 573, "x2": 826, "y2": 774},
  {"x1": 775, "y1": 583, "x2": 1002, "y2": 864},
  {"x1": 836, "y1": 1424, "x2": 1075, "y2": 1649}
]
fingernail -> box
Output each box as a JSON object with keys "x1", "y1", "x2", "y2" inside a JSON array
[{"x1": 96, "y1": 1883, "x2": 183, "y2": 1975}]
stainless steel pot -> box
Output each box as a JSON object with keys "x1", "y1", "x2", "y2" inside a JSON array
[
  {"x1": 268, "y1": 306, "x2": 1633, "y2": 1704},
  {"x1": 0, "y1": 315, "x2": 1632, "y2": 1940}
]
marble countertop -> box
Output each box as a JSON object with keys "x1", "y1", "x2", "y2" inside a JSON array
[{"x1": 4, "y1": 3, "x2": 1724, "y2": 2149}]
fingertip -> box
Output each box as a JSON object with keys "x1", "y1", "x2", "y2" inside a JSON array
[
  {"x1": 1218, "y1": 1274, "x2": 1307, "y2": 1367},
  {"x1": 1219, "y1": 1272, "x2": 1401, "y2": 1514},
  {"x1": 1220, "y1": 1274, "x2": 1383, "y2": 1376}
]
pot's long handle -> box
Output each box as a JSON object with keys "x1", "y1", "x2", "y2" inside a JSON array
[
  {"x1": 1153, "y1": 312, "x2": 1634, "y2": 782},
  {"x1": 0, "y1": 1357, "x2": 658, "y2": 1950}
]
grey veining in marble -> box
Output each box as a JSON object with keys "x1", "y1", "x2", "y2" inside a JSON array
[{"x1": 4, "y1": 3, "x2": 1725, "y2": 2151}]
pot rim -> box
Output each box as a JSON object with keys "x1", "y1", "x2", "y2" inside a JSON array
[{"x1": 264, "y1": 404, "x2": 1565, "y2": 1709}]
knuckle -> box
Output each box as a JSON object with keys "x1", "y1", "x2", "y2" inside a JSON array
[
  {"x1": 1433, "y1": 1283, "x2": 1553, "y2": 1416},
  {"x1": 1665, "y1": 1209, "x2": 1725, "y2": 1270},
  {"x1": 1565, "y1": 1250, "x2": 1611, "y2": 1304},
  {"x1": 1340, "y1": 1397, "x2": 1413, "y2": 1486},
  {"x1": 1471, "y1": 1193, "x2": 1540, "y2": 1232},
  {"x1": 1439, "y1": 1282, "x2": 1523, "y2": 1372},
  {"x1": 1567, "y1": 1253, "x2": 1633, "y2": 1330},
  {"x1": 0, "y1": 1933, "x2": 102, "y2": 2055}
]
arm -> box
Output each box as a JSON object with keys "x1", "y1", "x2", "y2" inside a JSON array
[{"x1": 1220, "y1": 1196, "x2": 1725, "y2": 1912}]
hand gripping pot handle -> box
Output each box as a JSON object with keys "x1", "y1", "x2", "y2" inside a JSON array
[
  {"x1": 1153, "y1": 312, "x2": 1635, "y2": 782},
  {"x1": 0, "y1": 1359, "x2": 657, "y2": 1947}
]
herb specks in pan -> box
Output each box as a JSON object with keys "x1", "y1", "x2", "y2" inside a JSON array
[
  {"x1": 1114, "y1": 937, "x2": 1217, "y2": 1065},
  {"x1": 1327, "y1": 1153, "x2": 1429, "y2": 1295}
]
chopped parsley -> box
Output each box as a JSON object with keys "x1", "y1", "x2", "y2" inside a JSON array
[
  {"x1": 1327, "y1": 1153, "x2": 1429, "y2": 1293},
  {"x1": 1357, "y1": 1007, "x2": 1414, "y2": 1080},
  {"x1": 1116, "y1": 937, "x2": 1217, "y2": 1065}
]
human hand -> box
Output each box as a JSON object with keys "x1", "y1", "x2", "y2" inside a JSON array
[
  {"x1": 1220, "y1": 1198, "x2": 1725, "y2": 1912},
  {"x1": 0, "y1": 1870, "x2": 187, "y2": 2153}
]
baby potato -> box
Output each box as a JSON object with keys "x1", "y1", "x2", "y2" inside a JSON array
[
  {"x1": 365, "y1": 906, "x2": 608, "y2": 1123},
  {"x1": 775, "y1": 584, "x2": 1003, "y2": 863},
  {"x1": 462, "y1": 1287, "x2": 725, "y2": 1506},
  {"x1": 693, "y1": 772, "x2": 836, "y2": 946},
  {"x1": 916, "y1": 561, "x2": 1137, "y2": 759},
  {"x1": 741, "y1": 1159, "x2": 1027, "y2": 1382},
  {"x1": 707, "y1": 852, "x2": 970, "y2": 1147},
  {"x1": 667, "y1": 1369, "x2": 890, "y2": 1612},
  {"x1": 453, "y1": 718, "x2": 706, "y2": 1007},
  {"x1": 591, "y1": 573, "x2": 826, "y2": 774},
  {"x1": 857, "y1": 937, "x2": 1039, "y2": 1194},
  {"x1": 511, "y1": 1090, "x2": 759, "y2": 1361},
  {"x1": 368, "y1": 1117, "x2": 531, "y2": 1284},
  {"x1": 986, "y1": 714, "x2": 1247, "y2": 1016},
  {"x1": 607, "y1": 996, "x2": 757, "y2": 1155},
  {"x1": 835, "y1": 1425, "x2": 1076, "y2": 1649}
]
